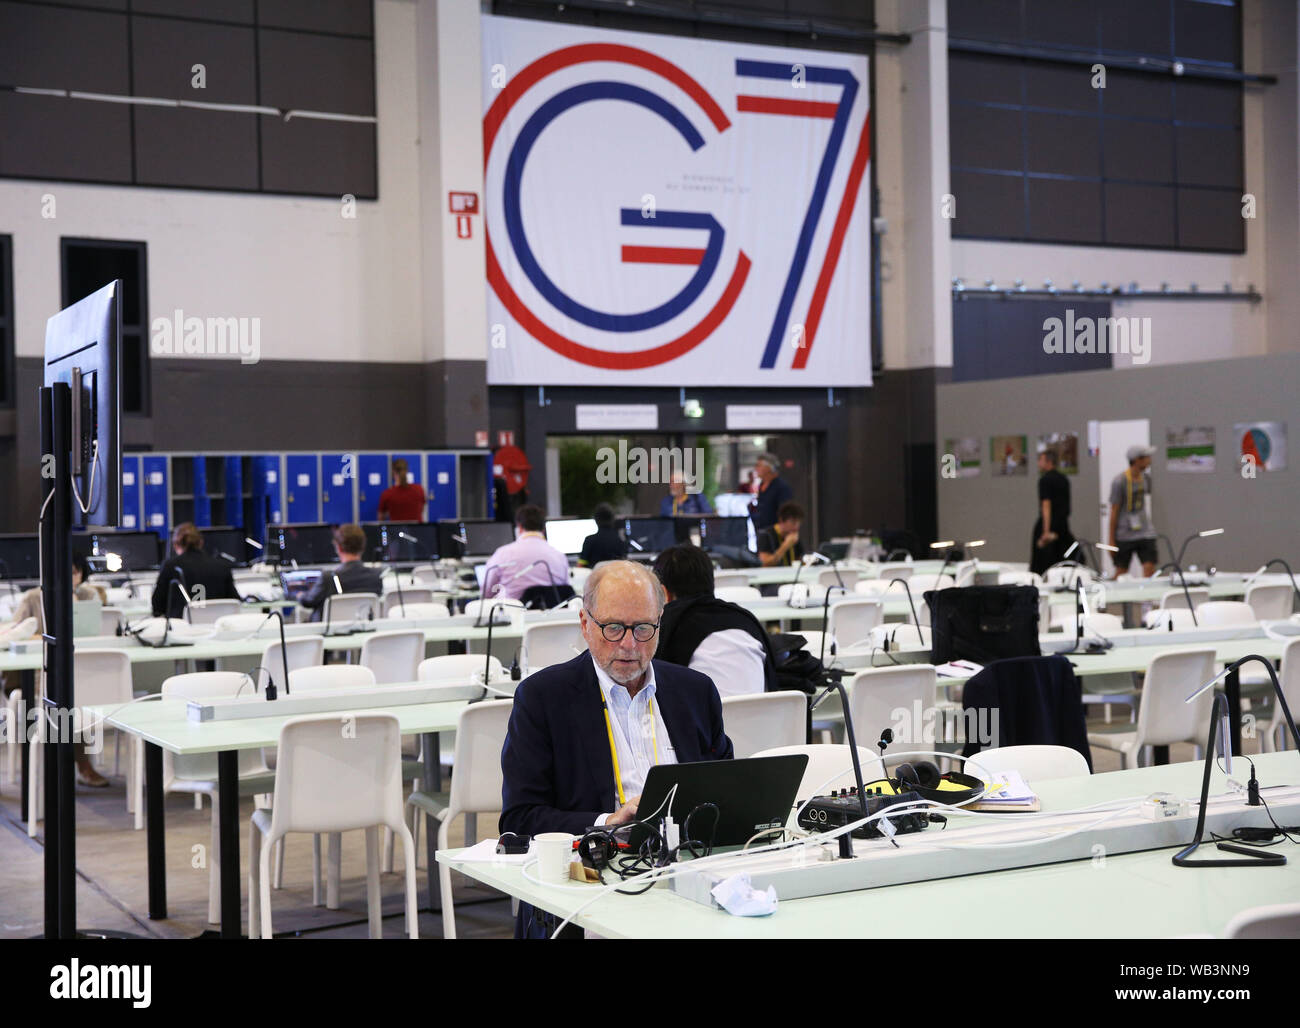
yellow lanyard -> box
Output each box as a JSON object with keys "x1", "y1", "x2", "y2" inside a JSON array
[
  {"x1": 1125, "y1": 470, "x2": 1142, "y2": 513},
  {"x1": 672, "y1": 496, "x2": 682, "y2": 515},
  {"x1": 600, "y1": 690, "x2": 659, "y2": 807}
]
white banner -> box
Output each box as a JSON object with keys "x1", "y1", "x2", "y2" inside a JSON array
[{"x1": 482, "y1": 16, "x2": 872, "y2": 388}]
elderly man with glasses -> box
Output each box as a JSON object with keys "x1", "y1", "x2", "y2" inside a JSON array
[{"x1": 500, "y1": 560, "x2": 733, "y2": 840}]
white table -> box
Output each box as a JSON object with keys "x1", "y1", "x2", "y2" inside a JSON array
[{"x1": 438, "y1": 752, "x2": 1300, "y2": 939}]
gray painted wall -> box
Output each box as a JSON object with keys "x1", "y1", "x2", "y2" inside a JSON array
[{"x1": 936, "y1": 352, "x2": 1300, "y2": 571}]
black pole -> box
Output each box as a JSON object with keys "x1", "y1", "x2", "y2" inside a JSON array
[{"x1": 40, "y1": 383, "x2": 77, "y2": 939}]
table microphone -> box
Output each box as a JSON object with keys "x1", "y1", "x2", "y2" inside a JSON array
[
  {"x1": 253, "y1": 609, "x2": 291, "y2": 699},
  {"x1": 1154, "y1": 562, "x2": 1199, "y2": 627},
  {"x1": 1246, "y1": 558, "x2": 1300, "y2": 606},
  {"x1": 381, "y1": 556, "x2": 407, "y2": 616},
  {"x1": 818, "y1": 585, "x2": 848, "y2": 667},
  {"x1": 885, "y1": 577, "x2": 922, "y2": 632},
  {"x1": 809, "y1": 670, "x2": 870, "y2": 857}
]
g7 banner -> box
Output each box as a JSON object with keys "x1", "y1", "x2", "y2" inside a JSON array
[{"x1": 482, "y1": 16, "x2": 872, "y2": 387}]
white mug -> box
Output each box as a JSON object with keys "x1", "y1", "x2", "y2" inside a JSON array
[{"x1": 534, "y1": 832, "x2": 575, "y2": 885}]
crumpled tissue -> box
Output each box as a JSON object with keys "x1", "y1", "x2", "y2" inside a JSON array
[{"x1": 711, "y1": 872, "x2": 778, "y2": 917}]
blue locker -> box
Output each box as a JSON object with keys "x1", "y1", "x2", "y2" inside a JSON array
[
  {"x1": 357, "y1": 454, "x2": 389, "y2": 522},
  {"x1": 425, "y1": 453, "x2": 457, "y2": 522},
  {"x1": 486, "y1": 454, "x2": 496, "y2": 520},
  {"x1": 249, "y1": 455, "x2": 282, "y2": 545},
  {"x1": 192, "y1": 456, "x2": 212, "y2": 527},
  {"x1": 224, "y1": 457, "x2": 244, "y2": 529},
  {"x1": 284, "y1": 455, "x2": 318, "y2": 523},
  {"x1": 320, "y1": 453, "x2": 355, "y2": 524},
  {"x1": 119, "y1": 456, "x2": 142, "y2": 531},
  {"x1": 141, "y1": 455, "x2": 170, "y2": 540}
]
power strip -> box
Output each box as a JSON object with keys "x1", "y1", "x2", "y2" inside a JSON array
[
  {"x1": 185, "y1": 681, "x2": 484, "y2": 722},
  {"x1": 668, "y1": 786, "x2": 1300, "y2": 907}
]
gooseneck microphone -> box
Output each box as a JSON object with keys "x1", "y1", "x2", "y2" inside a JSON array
[
  {"x1": 1155, "y1": 562, "x2": 1199, "y2": 627},
  {"x1": 819, "y1": 585, "x2": 848, "y2": 668},
  {"x1": 1246, "y1": 558, "x2": 1300, "y2": 607},
  {"x1": 380, "y1": 555, "x2": 406, "y2": 617},
  {"x1": 885, "y1": 577, "x2": 922, "y2": 632},
  {"x1": 809, "y1": 670, "x2": 870, "y2": 858},
  {"x1": 253, "y1": 609, "x2": 291, "y2": 699}
]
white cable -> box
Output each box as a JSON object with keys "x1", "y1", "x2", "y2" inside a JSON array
[{"x1": 69, "y1": 439, "x2": 101, "y2": 516}]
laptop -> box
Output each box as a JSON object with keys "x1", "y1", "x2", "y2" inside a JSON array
[
  {"x1": 630, "y1": 755, "x2": 808, "y2": 849},
  {"x1": 279, "y1": 569, "x2": 322, "y2": 603}
]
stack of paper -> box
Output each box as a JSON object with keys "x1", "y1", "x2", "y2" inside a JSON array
[{"x1": 968, "y1": 770, "x2": 1040, "y2": 811}]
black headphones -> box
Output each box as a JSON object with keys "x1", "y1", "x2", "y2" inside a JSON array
[{"x1": 893, "y1": 760, "x2": 942, "y2": 792}]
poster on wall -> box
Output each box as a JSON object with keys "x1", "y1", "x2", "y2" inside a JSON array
[
  {"x1": 944, "y1": 437, "x2": 981, "y2": 477},
  {"x1": 1166, "y1": 426, "x2": 1216, "y2": 473},
  {"x1": 1037, "y1": 432, "x2": 1078, "y2": 474},
  {"x1": 1234, "y1": 422, "x2": 1287, "y2": 472},
  {"x1": 991, "y1": 435, "x2": 1028, "y2": 476},
  {"x1": 482, "y1": 16, "x2": 872, "y2": 387}
]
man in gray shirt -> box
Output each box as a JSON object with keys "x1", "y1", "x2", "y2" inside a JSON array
[{"x1": 1107, "y1": 445, "x2": 1157, "y2": 578}]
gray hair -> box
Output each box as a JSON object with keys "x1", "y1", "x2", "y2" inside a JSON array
[
  {"x1": 583, "y1": 560, "x2": 665, "y2": 614},
  {"x1": 756, "y1": 452, "x2": 780, "y2": 472}
]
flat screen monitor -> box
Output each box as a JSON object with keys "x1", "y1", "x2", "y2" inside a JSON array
[
  {"x1": 461, "y1": 520, "x2": 515, "y2": 557},
  {"x1": 72, "y1": 530, "x2": 162, "y2": 571},
  {"x1": 623, "y1": 517, "x2": 676, "y2": 555},
  {"x1": 279, "y1": 570, "x2": 322, "y2": 603},
  {"x1": 363, "y1": 522, "x2": 440, "y2": 562},
  {"x1": 545, "y1": 518, "x2": 596, "y2": 556},
  {"x1": 270, "y1": 524, "x2": 338, "y2": 564},
  {"x1": 44, "y1": 280, "x2": 121, "y2": 526},
  {"x1": 0, "y1": 534, "x2": 40, "y2": 580},
  {"x1": 699, "y1": 517, "x2": 753, "y2": 552},
  {"x1": 199, "y1": 528, "x2": 251, "y2": 566}
]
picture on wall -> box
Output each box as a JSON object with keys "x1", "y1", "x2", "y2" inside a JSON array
[
  {"x1": 991, "y1": 435, "x2": 1028, "y2": 476},
  {"x1": 945, "y1": 437, "x2": 981, "y2": 478},
  {"x1": 1037, "y1": 432, "x2": 1079, "y2": 474},
  {"x1": 1234, "y1": 422, "x2": 1287, "y2": 472},
  {"x1": 1166, "y1": 426, "x2": 1216, "y2": 473}
]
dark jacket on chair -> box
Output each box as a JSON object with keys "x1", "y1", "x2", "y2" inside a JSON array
[
  {"x1": 499, "y1": 652, "x2": 734, "y2": 838},
  {"x1": 151, "y1": 550, "x2": 240, "y2": 618},
  {"x1": 960, "y1": 654, "x2": 1092, "y2": 769}
]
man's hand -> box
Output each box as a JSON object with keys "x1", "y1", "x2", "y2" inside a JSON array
[
  {"x1": 781, "y1": 530, "x2": 800, "y2": 550},
  {"x1": 607, "y1": 795, "x2": 641, "y2": 826}
]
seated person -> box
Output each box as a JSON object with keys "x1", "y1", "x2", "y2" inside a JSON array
[
  {"x1": 152, "y1": 522, "x2": 240, "y2": 618},
  {"x1": 499, "y1": 560, "x2": 733, "y2": 839},
  {"x1": 578, "y1": 503, "x2": 628, "y2": 567},
  {"x1": 482, "y1": 504, "x2": 569, "y2": 601},
  {"x1": 756, "y1": 502, "x2": 806, "y2": 568},
  {"x1": 652, "y1": 544, "x2": 775, "y2": 698},
  {"x1": 299, "y1": 523, "x2": 384, "y2": 621},
  {"x1": 658, "y1": 471, "x2": 713, "y2": 517}
]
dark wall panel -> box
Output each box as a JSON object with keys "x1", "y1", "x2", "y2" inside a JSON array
[{"x1": 952, "y1": 299, "x2": 1113, "y2": 382}]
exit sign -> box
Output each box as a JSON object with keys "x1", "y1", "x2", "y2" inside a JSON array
[{"x1": 448, "y1": 191, "x2": 478, "y2": 214}]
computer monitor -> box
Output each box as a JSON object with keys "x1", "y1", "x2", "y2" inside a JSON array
[
  {"x1": 270, "y1": 524, "x2": 338, "y2": 564},
  {"x1": 363, "y1": 522, "x2": 440, "y2": 562},
  {"x1": 0, "y1": 534, "x2": 41, "y2": 580},
  {"x1": 72, "y1": 530, "x2": 162, "y2": 571},
  {"x1": 461, "y1": 520, "x2": 515, "y2": 557},
  {"x1": 279, "y1": 570, "x2": 323, "y2": 603},
  {"x1": 699, "y1": 517, "x2": 753, "y2": 552},
  {"x1": 44, "y1": 280, "x2": 121, "y2": 527},
  {"x1": 199, "y1": 528, "x2": 251, "y2": 566},
  {"x1": 545, "y1": 518, "x2": 596, "y2": 556},
  {"x1": 622, "y1": 517, "x2": 676, "y2": 555}
]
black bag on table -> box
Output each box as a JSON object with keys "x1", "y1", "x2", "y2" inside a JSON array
[{"x1": 924, "y1": 585, "x2": 1041, "y2": 666}]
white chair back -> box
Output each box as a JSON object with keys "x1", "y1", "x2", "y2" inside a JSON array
[
  {"x1": 520, "y1": 619, "x2": 585, "y2": 676},
  {"x1": 100, "y1": 607, "x2": 124, "y2": 635},
  {"x1": 448, "y1": 701, "x2": 514, "y2": 814},
  {"x1": 752, "y1": 744, "x2": 885, "y2": 802},
  {"x1": 826, "y1": 599, "x2": 884, "y2": 650},
  {"x1": 1160, "y1": 588, "x2": 1210, "y2": 610},
  {"x1": 716, "y1": 585, "x2": 762, "y2": 603},
  {"x1": 998, "y1": 571, "x2": 1044, "y2": 588},
  {"x1": 418, "y1": 654, "x2": 505, "y2": 685},
  {"x1": 1082, "y1": 612, "x2": 1124, "y2": 635},
  {"x1": 214, "y1": 612, "x2": 281, "y2": 637},
  {"x1": 1263, "y1": 637, "x2": 1300, "y2": 752},
  {"x1": 185, "y1": 599, "x2": 244, "y2": 625},
  {"x1": 463, "y1": 598, "x2": 525, "y2": 622},
  {"x1": 269, "y1": 713, "x2": 406, "y2": 835},
  {"x1": 387, "y1": 602, "x2": 452, "y2": 620},
  {"x1": 289, "y1": 664, "x2": 377, "y2": 693},
  {"x1": 260, "y1": 636, "x2": 326, "y2": 682},
  {"x1": 1195, "y1": 601, "x2": 1257, "y2": 628},
  {"x1": 1144, "y1": 608, "x2": 1198, "y2": 630},
  {"x1": 847, "y1": 665, "x2": 938, "y2": 749},
  {"x1": 569, "y1": 567, "x2": 592, "y2": 590},
  {"x1": 877, "y1": 563, "x2": 913, "y2": 581},
  {"x1": 161, "y1": 671, "x2": 270, "y2": 782},
  {"x1": 721, "y1": 693, "x2": 807, "y2": 758},
  {"x1": 816, "y1": 568, "x2": 860, "y2": 589},
  {"x1": 323, "y1": 592, "x2": 380, "y2": 627},
  {"x1": 74, "y1": 648, "x2": 134, "y2": 711},
  {"x1": 1245, "y1": 583, "x2": 1295, "y2": 621},
  {"x1": 793, "y1": 630, "x2": 834, "y2": 664},
  {"x1": 1225, "y1": 902, "x2": 1300, "y2": 939},
  {"x1": 1137, "y1": 648, "x2": 1217, "y2": 747},
  {"x1": 712, "y1": 572, "x2": 750, "y2": 590},
  {"x1": 382, "y1": 588, "x2": 435, "y2": 617},
  {"x1": 868, "y1": 623, "x2": 931, "y2": 650},
  {"x1": 963, "y1": 744, "x2": 1089, "y2": 782},
  {"x1": 360, "y1": 630, "x2": 426, "y2": 684}
]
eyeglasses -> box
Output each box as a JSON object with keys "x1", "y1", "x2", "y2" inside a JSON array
[{"x1": 584, "y1": 609, "x2": 660, "y2": 643}]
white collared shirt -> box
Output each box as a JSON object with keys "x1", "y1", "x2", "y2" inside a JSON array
[{"x1": 592, "y1": 654, "x2": 677, "y2": 823}]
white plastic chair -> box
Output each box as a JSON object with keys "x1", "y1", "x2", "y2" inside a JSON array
[
  {"x1": 185, "y1": 599, "x2": 244, "y2": 625},
  {"x1": 1195, "y1": 600, "x2": 1256, "y2": 627},
  {"x1": 360, "y1": 630, "x2": 426, "y2": 685},
  {"x1": 261, "y1": 636, "x2": 325, "y2": 682},
  {"x1": 100, "y1": 607, "x2": 124, "y2": 635},
  {"x1": 381, "y1": 588, "x2": 435, "y2": 617},
  {"x1": 876, "y1": 563, "x2": 913, "y2": 581},
  {"x1": 868, "y1": 623, "x2": 932, "y2": 651},
  {"x1": 963, "y1": 744, "x2": 1090, "y2": 783},
  {"x1": 716, "y1": 585, "x2": 762, "y2": 603},
  {"x1": 1143, "y1": 607, "x2": 1199, "y2": 630},
  {"x1": 1159, "y1": 587, "x2": 1210, "y2": 610},
  {"x1": 1225, "y1": 902, "x2": 1300, "y2": 938},
  {"x1": 826, "y1": 599, "x2": 884, "y2": 651},
  {"x1": 249, "y1": 713, "x2": 417, "y2": 939},
  {"x1": 1, "y1": 618, "x2": 37, "y2": 788},
  {"x1": 1261, "y1": 638, "x2": 1300, "y2": 753},
  {"x1": 752, "y1": 743, "x2": 886, "y2": 808},
  {"x1": 322, "y1": 592, "x2": 380, "y2": 628},
  {"x1": 520, "y1": 619, "x2": 585, "y2": 677},
  {"x1": 721, "y1": 692, "x2": 807, "y2": 758},
  {"x1": 418, "y1": 654, "x2": 505, "y2": 687},
  {"x1": 214, "y1": 612, "x2": 282, "y2": 638},
  {"x1": 569, "y1": 566, "x2": 592, "y2": 591},
  {"x1": 156, "y1": 671, "x2": 276, "y2": 923},
  {"x1": 29, "y1": 648, "x2": 136, "y2": 837},
  {"x1": 1245, "y1": 583, "x2": 1295, "y2": 621},
  {"x1": 847, "y1": 665, "x2": 939, "y2": 752},
  {"x1": 793, "y1": 630, "x2": 834, "y2": 664},
  {"x1": 998, "y1": 571, "x2": 1044, "y2": 588},
  {"x1": 816, "y1": 568, "x2": 860, "y2": 590},
  {"x1": 386, "y1": 602, "x2": 452, "y2": 621},
  {"x1": 712, "y1": 572, "x2": 750, "y2": 590},
  {"x1": 406, "y1": 700, "x2": 513, "y2": 939},
  {"x1": 1087, "y1": 648, "x2": 1217, "y2": 769}
]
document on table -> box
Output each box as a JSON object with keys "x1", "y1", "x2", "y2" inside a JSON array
[
  {"x1": 935, "y1": 659, "x2": 983, "y2": 678},
  {"x1": 967, "y1": 770, "x2": 1039, "y2": 811},
  {"x1": 453, "y1": 838, "x2": 534, "y2": 864}
]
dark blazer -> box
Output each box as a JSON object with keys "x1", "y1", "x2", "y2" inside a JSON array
[
  {"x1": 961, "y1": 654, "x2": 1092, "y2": 769},
  {"x1": 300, "y1": 560, "x2": 384, "y2": 619},
  {"x1": 151, "y1": 549, "x2": 240, "y2": 617},
  {"x1": 499, "y1": 652, "x2": 734, "y2": 838}
]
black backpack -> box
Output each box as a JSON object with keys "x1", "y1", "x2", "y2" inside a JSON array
[{"x1": 925, "y1": 585, "x2": 1042, "y2": 665}]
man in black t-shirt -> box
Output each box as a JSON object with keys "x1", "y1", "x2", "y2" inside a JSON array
[
  {"x1": 757, "y1": 502, "x2": 806, "y2": 568},
  {"x1": 1030, "y1": 449, "x2": 1074, "y2": 575},
  {"x1": 578, "y1": 503, "x2": 628, "y2": 567}
]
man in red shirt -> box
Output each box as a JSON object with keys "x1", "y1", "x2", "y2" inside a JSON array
[{"x1": 377, "y1": 458, "x2": 427, "y2": 521}]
